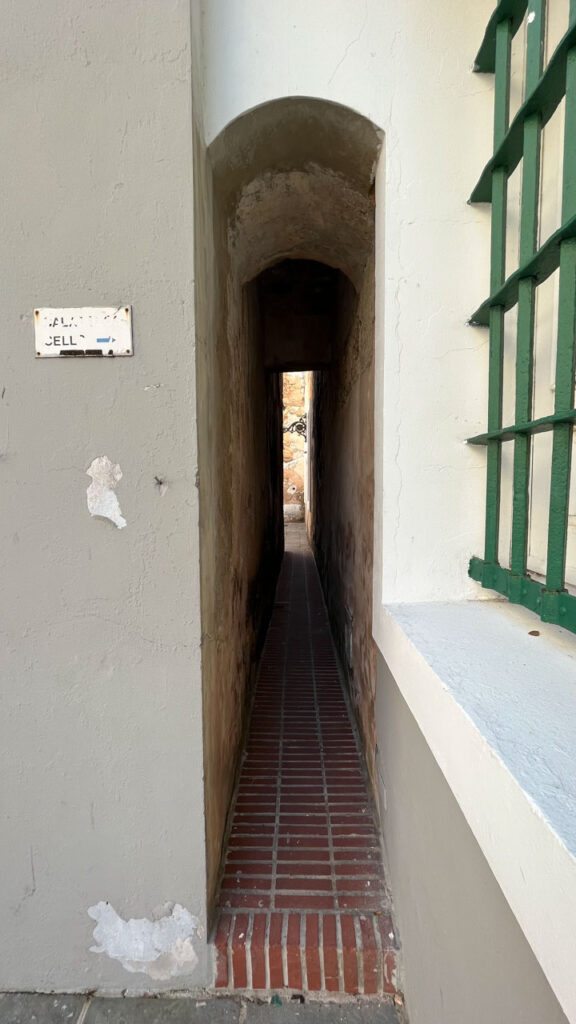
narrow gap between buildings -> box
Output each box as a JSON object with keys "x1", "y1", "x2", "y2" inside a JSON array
[{"x1": 212, "y1": 524, "x2": 399, "y2": 998}]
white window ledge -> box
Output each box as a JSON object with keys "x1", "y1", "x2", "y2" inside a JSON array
[{"x1": 373, "y1": 598, "x2": 576, "y2": 1024}]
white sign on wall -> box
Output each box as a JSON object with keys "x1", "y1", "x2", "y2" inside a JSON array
[{"x1": 34, "y1": 307, "x2": 133, "y2": 357}]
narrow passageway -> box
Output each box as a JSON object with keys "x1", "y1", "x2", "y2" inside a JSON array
[{"x1": 212, "y1": 525, "x2": 399, "y2": 998}]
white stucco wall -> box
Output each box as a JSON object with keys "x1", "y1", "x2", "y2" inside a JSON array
[
  {"x1": 0, "y1": 0, "x2": 207, "y2": 992},
  {"x1": 202, "y1": 0, "x2": 493, "y2": 603}
]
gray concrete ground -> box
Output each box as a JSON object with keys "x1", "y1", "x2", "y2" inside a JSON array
[{"x1": 0, "y1": 994, "x2": 405, "y2": 1024}]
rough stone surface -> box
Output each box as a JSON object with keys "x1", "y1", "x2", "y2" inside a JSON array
[
  {"x1": 0, "y1": 995, "x2": 404, "y2": 1024},
  {"x1": 244, "y1": 1002, "x2": 403, "y2": 1024},
  {"x1": 0, "y1": 994, "x2": 86, "y2": 1023},
  {"x1": 85, "y1": 996, "x2": 238, "y2": 1023}
]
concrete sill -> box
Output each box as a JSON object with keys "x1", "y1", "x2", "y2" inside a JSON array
[{"x1": 373, "y1": 598, "x2": 576, "y2": 1024}]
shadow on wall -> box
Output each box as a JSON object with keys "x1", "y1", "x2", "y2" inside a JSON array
[{"x1": 194, "y1": 96, "x2": 383, "y2": 921}]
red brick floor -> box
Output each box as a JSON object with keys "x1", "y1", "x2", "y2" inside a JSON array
[{"x1": 212, "y1": 525, "x2": 398, "y2": 996}]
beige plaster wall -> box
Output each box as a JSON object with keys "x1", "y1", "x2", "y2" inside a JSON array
[{"x1": 1, "y1": 0, "x2": 207, "y2": 991}]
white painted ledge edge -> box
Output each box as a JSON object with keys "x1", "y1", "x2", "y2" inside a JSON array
[{"x1": 373, "y1": 598, "x2": 576, "y2": 1024}]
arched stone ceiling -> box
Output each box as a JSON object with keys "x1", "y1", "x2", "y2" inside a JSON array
[{"x1": 208, "y1": 97, "x2": 382, "y2": 288}]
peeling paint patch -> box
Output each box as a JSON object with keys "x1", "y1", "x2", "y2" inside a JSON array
[
  {"x1": 88, "y1": 901, "x2": 200, "y2": 979},
  {"x1": 86, "y1": 456, "x2": 127, "y2": 529}
]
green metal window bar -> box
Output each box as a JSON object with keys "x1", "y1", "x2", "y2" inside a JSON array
[{"x1": 469, "y1": 0, "x2": 576, "y2": 633}]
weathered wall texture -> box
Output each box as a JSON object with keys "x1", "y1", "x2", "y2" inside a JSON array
[
  {"x1": 195, "y1": 141, "x2": 284, "y2": 921},
  {"x1": 310, "y1": 266, "x2": 377, "y2": 787},
  {"x1": 1, "y1": 0, "x2": 207, "y2": 992},
  {"x1": 283, "y1": 372, "x2": 307, "y2": 522},
  {"x1": 374, "y1": 653, "x2": 569, "y2": 1024},
  {"x1": 198, "y1": 98, "x2": 381, "y2": 915}
]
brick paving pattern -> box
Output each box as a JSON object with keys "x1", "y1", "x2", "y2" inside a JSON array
[{"x1": 212, "y1": 526, "x2": 398, "y2": 997}]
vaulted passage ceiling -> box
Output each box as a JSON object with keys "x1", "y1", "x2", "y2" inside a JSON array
[
  {"x1": 209, "y1": 96, "x2": 381, "y2": 289},
  {"x1": 208, "y1": 97, "x2": 381, "y2": 371},
  {"x1": 257, "y1": 258, "x2": 343, "y2": 371}
]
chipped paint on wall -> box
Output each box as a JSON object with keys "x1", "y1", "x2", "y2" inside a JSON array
[
  {"x1": 88, "y1": 902, "x2": 201, "y2": 980},
  {"x1": 86, "y1": 456, "x2": 127, "y2": 529}
]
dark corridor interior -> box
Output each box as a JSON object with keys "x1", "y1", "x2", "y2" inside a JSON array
[{"x1": 258, "y1": 259, "x2": 345, "y2": 372}]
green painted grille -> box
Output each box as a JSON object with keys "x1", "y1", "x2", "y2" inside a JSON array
[{"x1": 469, "y1": 0, "x2": 576, "y2": 632}]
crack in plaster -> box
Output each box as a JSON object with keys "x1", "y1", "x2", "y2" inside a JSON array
[
  {"x1": 13, "y1": 847, "x2": 36, "y2": 915},
  {"x1": 327, "y1": 0, "x2": 369, "y2": 85}
]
